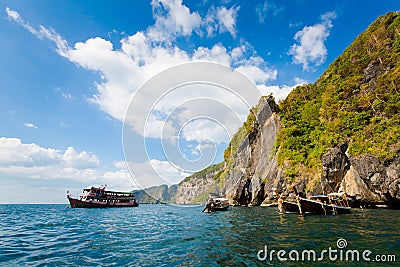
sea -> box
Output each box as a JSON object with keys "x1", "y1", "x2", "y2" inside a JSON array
[{"x1": 0, "y1": 204, "x2": 399, "y2": 267}]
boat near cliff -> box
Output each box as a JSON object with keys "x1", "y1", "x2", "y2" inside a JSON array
[
  {"x1": 293, "y1": 187, "x2": 351, "y2": 215},
  {"x1": 276, "y1": 190, "x2": 299, "y2": 213},
  {"x1": 202, "y1": 198, "x2": 229, "y2": 212},
  {"x1": 277, "y1": 188, "x2": 351, "y2": 215},
  {"x1": 67, "y1": 186, "x2": 139, "y2": 208},
  {"x1": 297, "y1": 193, "x2": 351, "y2": 215}
]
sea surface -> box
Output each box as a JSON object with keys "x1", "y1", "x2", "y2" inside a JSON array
[{"x1": 0, "y1": 204, "x2": 399, "y2": 266}]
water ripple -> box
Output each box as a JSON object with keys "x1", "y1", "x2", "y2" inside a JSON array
[{"x1": 0, "y1": 205, "x2": 399, "y2": 266}]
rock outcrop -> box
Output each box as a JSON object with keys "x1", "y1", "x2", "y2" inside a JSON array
[
  {"x1": 174, "y1": 163, "x2": 223, "y2": 204},
  {"x1": 340, "y1": 156, "x2": 400, "y2": 207},
  {"x1": 320, "y1": 142, "x2": 350, "y2": 193},
  {"x1": 318, "y1": 143, "x2": 400, "y2": 208},
  {"x1": 223, "y1": 97, "x2": 281, "y2": 206}
]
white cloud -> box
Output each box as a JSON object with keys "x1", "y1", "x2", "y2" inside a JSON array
[
  {"x1": 24, "y1": 123, "x2": 38, "y2": 129},
  {"x1": 127, "y1": 159, "x2": 189, "y2": 188},
  {"x1": 62, "y1": 147, "x2": 99, "y2": 169},
  {"x1": 255, "y1": 0, "x2": 283, "y2": 23},
  {"x1": 0, "y1": 137, "x2": 58, "y2": 166},
  {"x1": 215, "y1": 6, "x2": 239, "y2": 37},
  {"x1": 192, "y1": 43, "x2": 231, "y2": 64},
  {"x1": 5, "y1": 7, "x2": 36, "y2": 35},
  {"x1": 180, "y1": 118, "x2": 229, "y2": 144},
  {"x1": 5, "y1": 8, "x2": 69, "y2": 57},
  {"x1": 0, "y1": 137, "x2": 132, "y2": 190},
  {"x1": 204, "y1": 6, "x2": 239, "y2": 38},
  {"x1": 150, "y1": 159, "x2": 189, "y2": 184},
  {"x1": 149, "y1": 0, "x2": 202, "y2": 42},
  {"x1": 289, "y1": 11, "x2": 336, "y2": 71},
  {"x1": 257, "y1": 77, "x2": 307, "y2": 101},
  {"x1": 236, "y1": 64, "x2": 277, "y2": 84}
]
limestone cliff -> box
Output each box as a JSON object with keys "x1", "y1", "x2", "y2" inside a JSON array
[
  {"x1": 174, "y1": 163, "x2": 223, "y2": 204},
  {"x1": 220, "y1": 96, "x2": 281, "y2": 206}
]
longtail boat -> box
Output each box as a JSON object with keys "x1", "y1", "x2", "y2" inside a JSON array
[
  {"x1": 293, "y1": 187, "x2": 351, "y2": 215},
  {"x1": 202, "y1": 197, "x2": 229, "y2": 212},
  {"x1": 276, "y1": 190, "x2": 299, "y2": 213}
]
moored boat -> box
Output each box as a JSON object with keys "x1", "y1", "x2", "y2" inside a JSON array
[
  {"x1": 276, "y1": 188, "x2": 351, "y2": 215},
  {"x1": 293, "y1": 188, "x2": 351, "y2": 215},
  {"x1": 67, "y1": 186, "x2": 139, "y2": 208},
  {"x1": 202, "y1": 197, "x2": 229, "y2": 212},
  {"x1": 276, "y1": 190, "x2": 299, "y2": 213}
]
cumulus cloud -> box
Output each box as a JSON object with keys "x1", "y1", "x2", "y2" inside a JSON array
[
  {"x1": 289, "y1": 11, "x2": 336, "y2": 71},
  {"x1": 149, "y1": 0, "x2": 202, "y2": 41},
  {"x1": 5, "y1": 2, "x2": 269, "y2": 123},
  {"x1": 257, "y1": 77, "x2": 307, "y2": 101},
  {"x1": 62, "y1": 147, "x2": 99, "y2": 169},
  {"x1": 236, "y1": 64, "x2": 277, "y2": 84},
  {"x1": 0, "y1": 137, "x2": 59, "y2": 166},
  {"x1": 0, "y1": 137, "x2": 132, "y2": 189},
  {"x1": 204, "y1": 6, "x2": 240, "y2": 38}
]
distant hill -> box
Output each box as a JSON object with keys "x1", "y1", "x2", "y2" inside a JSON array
[{"x1": 133, "y1": 184, "x2": 177, "y2": 204}]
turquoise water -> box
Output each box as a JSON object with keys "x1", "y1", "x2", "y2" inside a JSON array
[{"x1": 0, "y1": 204, "x2": 399, "y2": 266}]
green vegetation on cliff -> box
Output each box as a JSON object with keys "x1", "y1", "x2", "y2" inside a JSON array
[
  {"x1": 133, "y1": 184, "x2": 177, "y2": 204},
  {"x1": 277, "y1": 12, "x2": 400, "y2": 180},
  {"x1": 179, "y1": 162, "x2": 223, "y2": 185}
]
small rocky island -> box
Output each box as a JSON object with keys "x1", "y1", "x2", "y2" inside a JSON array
[{"x1": 135, "y1": 12, "x2": 400, "y2": 209}]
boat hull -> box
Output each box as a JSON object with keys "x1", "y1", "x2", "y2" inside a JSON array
[
  {"x1": 298, "y1": 198, "x2": 350, "y2": 215},
  {"x1": 213, "y1": 204, "x2": 229, "y2": 211},
  {"x1": 68, "y1": 196, "x2": 139, "y2": 208},
  {"x1": 202, "y1": 203, "x2": 229, "y2": 212},
  {"x1": 282, "y1": 201, "x2": 300, "y2": 213}
]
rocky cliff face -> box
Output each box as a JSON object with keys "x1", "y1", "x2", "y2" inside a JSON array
[
  {"x1": 341, "y1": 156, "x2": 400, "y2": 207},
  {"x1": 174, "y1": 96, "x2": 283, "y2": 206},
  {"x1": 320, "y1": 143, "x2": 400, "y2": 207},
  {"x1": 222, "y1": 97, "x2": 282, "y2": 206},
  {"x1": 174, "y1": 163, "x2": 223, "y2": 204}
]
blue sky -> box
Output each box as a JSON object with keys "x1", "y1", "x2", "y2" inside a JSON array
[{"x1": 0, "y1": 0, "x2": 398, "y2": 203}]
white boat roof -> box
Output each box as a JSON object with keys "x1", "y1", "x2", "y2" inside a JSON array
[{"x1": 215, "y1": 198, "x2": 229, "y2": 201}]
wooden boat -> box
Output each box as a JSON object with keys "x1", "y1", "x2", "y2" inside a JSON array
[
  {"x1": 281, "y1": 200, "x2": 300, "y2": 213},
  {"x1": 293, "y1": 188, "x2": 351, "y2": 215},
  {"x1": 276, "y1": 190, "x2": 299, "y2": 213},
  {"x1": 202, "y1": 197, "x2": 229, "y2": 212},
  {"x1": 67, "y1": 186, "x2": 139, "y2": 208}
]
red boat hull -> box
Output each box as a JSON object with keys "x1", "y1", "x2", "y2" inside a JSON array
[{"x1": 68, "y1": 196, "x2": 139, "y2": 208}]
